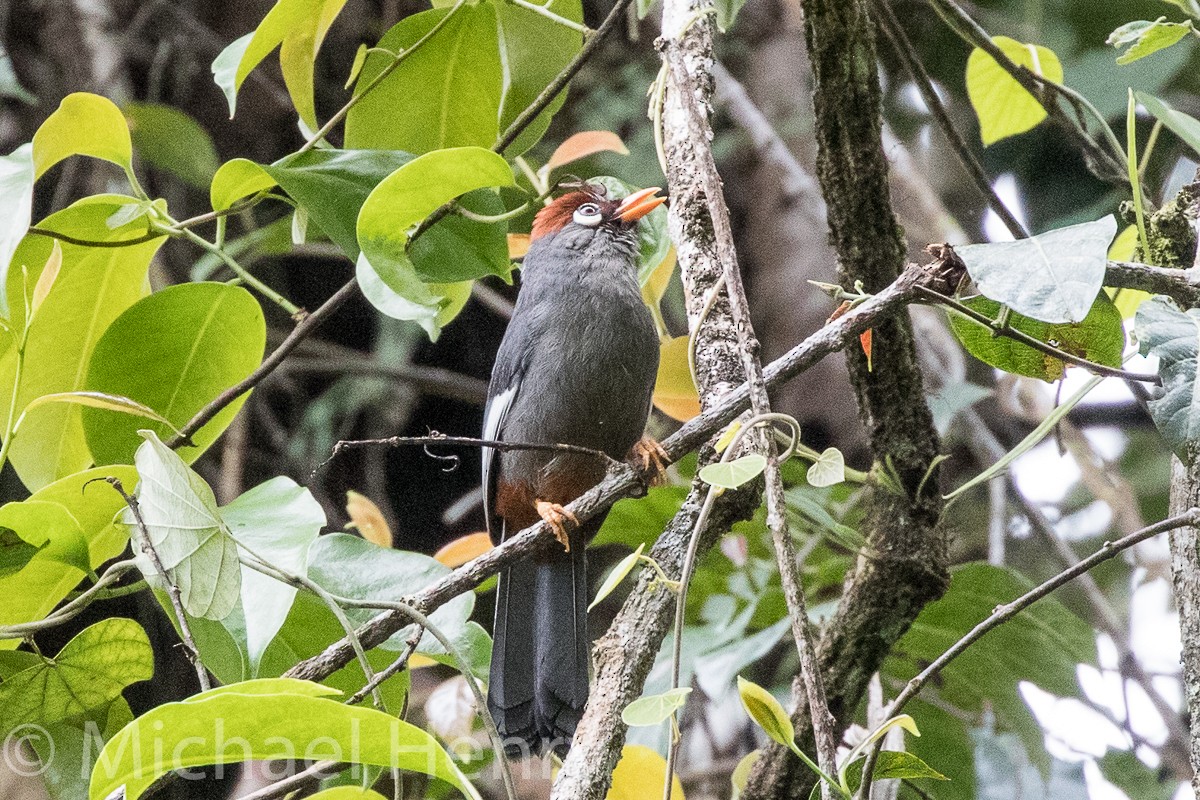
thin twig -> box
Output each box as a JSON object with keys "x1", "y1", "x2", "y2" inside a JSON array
[
  {"x1": 106, "y1": 478, "x2": 211, "y2": 691},
  {"x1": 856, "y1": 509, "x2": 1200, "y2": 789},
  {"x1": 870, "y1": 0, "x2": 1029, "y2": 240},
  {"x1": 321, "y1": 433, "x2": 619, "y2": 476},
  {"x1": 0, "y1": 559, "x2": 140, "y2": 638},
  {"x1": 345, "y1": 631, "x2": 422, "y2": 707},
  {"x1": 661, "y1": 39, "x2": 840, "y2": 796},
  {"x1": 26, "y1": 226, "x2": 165, "y2": 249}
]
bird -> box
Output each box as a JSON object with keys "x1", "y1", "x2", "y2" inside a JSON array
[{"x1": 483, "y1": 183, "x2": 668, "y2": 758}]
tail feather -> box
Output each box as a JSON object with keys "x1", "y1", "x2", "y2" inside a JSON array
[
  {"x1": 488, "y1": 522, "x2": 594, "y2": 758},
  {"x1": 533, "y1": 526, "x2": 589, "y2": 756}
]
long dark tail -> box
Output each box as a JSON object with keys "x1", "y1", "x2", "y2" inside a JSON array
[{"x1": 488, "y1": 524, "x2": 590, "y2": 758}]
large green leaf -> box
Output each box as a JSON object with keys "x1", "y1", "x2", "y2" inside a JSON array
[
  {"x1": 36, "y1": 697, "x2": 132, "y2": 800},
  {"x1": 1135, "y1": 296, "x2": 1200, "y2": 459},
  {"x1": 0, "y1": 499, "x2": 88, "y2": 572},
  {"x1": 305, "y1": 533, "x2": 480, "y2": 664},
  {"x1": 125, "y1": 102, "x2": 220, "y2": 189},
  {"x1": 0, "y1": 144, "x2": 34, "y2": 306},
  {"x1": 1, "y1": 196, "x2": 163, "y2": 490},
  {"x1": 216, "y1": 0, "x2": 349, "y2": 128},
  {"x1": 222, "y1": 476, "x2": 325, "y2": 670},
  {"x1": 884, "y1": 563, "x2": 1097, "y2": 776},
  {"x1": 492, "y1": 0, "x2": 583, "y2": 154},
  {"x1": 0, "y1": 466, "x2": 137, "y2": 649},
  {"x1": 355, "y1": 147, "x2": 512, "y2": 338},
  {"x1": 82, "y1": 282, "x2": 265, "y2": 466},
  {"x1": 947, "y1": 293, "x2": 1124, "y2": 382},
  {"x1": 209, "y1": 157, "x2": 276, "y2": 212},
  {"x1": 956, "y1": 215, "x2": 1117, "y2": 324},
  {"x1": 965, "y1": 37, "x2": 1064, "y2": 146},
  {"x1": 89, "y1": 678, "x2": 480, "y2": 800},
  {"x1": 345, "y1": 5, "x2": 503, "y2": 154},
  {"x1": 0, "y1": 618, "x2": 152, "y2": 729},
  {"x1": 32, "y1": 93, "x2": 132, "y2": 179},
  {"x1": 131, "y1": 431, "x2": 240, "y2": 620}
]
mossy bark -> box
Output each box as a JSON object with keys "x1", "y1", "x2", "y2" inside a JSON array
[{"x1": 743, "y1": 1, "x2": 948, "y2": 797}]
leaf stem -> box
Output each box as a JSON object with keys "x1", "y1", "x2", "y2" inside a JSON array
[
  {"x1": 508, "y1": 0, "x2": 592, "y2": 34},
  {"x1": 1128, "y1": 89, "x2": 1151, "y2": 258},
  {"x1": 915, "y1": 284, "x2": 1162, "y2": 384},
  {"x1": 172, "y1": 226, "x2": 303, "y2": 318}
]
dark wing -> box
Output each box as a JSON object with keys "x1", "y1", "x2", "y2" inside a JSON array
[{"x1": 482, "y1": 323, "x2": 531, "y2": 542}]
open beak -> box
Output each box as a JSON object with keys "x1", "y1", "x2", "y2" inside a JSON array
[{"x1": 616, "y1": 187, "x2": 667, "y2": 223}]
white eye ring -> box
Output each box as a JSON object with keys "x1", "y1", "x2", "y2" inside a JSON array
[{"x1": 573, "y1": 203, "x2": 602, "y2": 226}]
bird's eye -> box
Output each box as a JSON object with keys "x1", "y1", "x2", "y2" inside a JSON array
[{"x1": 573, "y1": 203, "x2": 602, "y2": 226}]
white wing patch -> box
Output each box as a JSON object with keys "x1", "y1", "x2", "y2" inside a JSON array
[{"x1": 482, "y1": 385, "x2": 517, "y2": 526}]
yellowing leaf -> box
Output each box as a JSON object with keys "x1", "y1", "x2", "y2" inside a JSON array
[
  {"x1": 345, "y1": 490, "x2": 391, "y2": 548},
  {"x1": 640, "y1": 245, "x2": 677, "y2": 309},
  {"x1": 653, "y1": 335, "x2": 700, "y2": 422},
  {"x1": 1107, "y1": 225, "x2": 1150, "y2": 318},
  {"x1": 731, "y1": 750, "x2": 760, "y2": 799},
  {"x1": 507, "y1": 233, "x2": 531, "y2": 259},
  {"x1": 434, "y1": 532, "x2": 493, "y2": 567},
  {"x1": 546, "y1": 131, "x2": 629, "y2": 171},
  {"x1": 606, "y1": 744, "x2": 685, "y2": 800},
  {"x1": 966, "y1": 36, "x2": 1063, "y2": 145},
  {"x1": 714, "y1": 420, "x2": 742, "y2": 454},
  {"x1": 737, "y1": 676, "x2": 794, "y2": 748},
  {"x1": 32, "y1": 93, "x2": 132, "y2": 179},
  {"x1": 700, "y1": 454, "x2": 767, "y2": 489}
]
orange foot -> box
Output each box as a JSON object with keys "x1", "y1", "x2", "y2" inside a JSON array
[
  {"x1": 629, "y1": 436, "x2": 669, "y2": 485},
  {"x1": 535, "y1": 500, "x2": 579, "y2": 551}
]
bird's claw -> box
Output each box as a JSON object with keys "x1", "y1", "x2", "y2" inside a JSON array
[
  {"x1": 630, "y1": 436, "x2": 669, "y2": 485},
  {"x1": 536, "y1": 500, "x2": 579, "y2": 551}
]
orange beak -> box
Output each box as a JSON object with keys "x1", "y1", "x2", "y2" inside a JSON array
[{"x1": 616, "y1": 187, "x2": 667, "y2": 223}]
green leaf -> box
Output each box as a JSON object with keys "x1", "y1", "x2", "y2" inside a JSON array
[
  {"x1": 700, "y1": 454, "x2": 767, "y2": 489},
  {"x1": 357, "y1": 147, "x2": 514, "y2": 280},
  {"x1": 305, "y1": 533, "x2": 480, "y2": 666},
  {"x1": 965, "y1": 37, "x2": 1063, "y2": 146},
  {"x1": 32, "y1": 93, "x2": 133, "y2": 179},
  {"x1": 0, "y1": 527, "x2": 42, "y2": 579},
  {"x1": 1097, "y1": 749, "x2": 1175, "y2": 800},
  {"x1": 621, "y1": 687, "x2": 692, "y2": 726},
  {"x1": 0, "y1": 466, "x2": 138, "y2": 648},
  {"x1": 219, "y1": 0, "x2": 349, "y2": 128},
  {"x1": 840, "y1": 714, "x2": 921, "y2": 786},
  {"x1": 0, "y1": 618, "x2": 152, "y2": 729},
  {"x1": 736, "y1": 676, "x2": 794, "y2": 747},
  {"x1": 212, "y1": 34, "x2": 253, "y2": 117},
  {"x1": 309, "y1": 790, "x2": 389, "y2": 800},
  {"x1": 806, "y1": 447, "x2": 845, "y2": 488},
  {"x1": 125, "y1": 102, "x2": 220, "y2": 189},
  {"x1": 713, "y1": 0, "x2": 747, "y2": 31},
  {"x1": 345, "y1": 5, "x2": 503, "y2": 153},
  {"x1": 89, "y1": 678, "x2": 481, "y2": 800},
  {"x1": 1, "y1": 196, "x2": 163, "y2": 490},
  {"x1": 1137, "y1": 92, "x2": 1200, "y2": 157},
  {"x1": 19, "y1": 392, "x2": 182, "y2": 437},
  {"x1": 82, "y1": 282, "x2": 266, "y2": 466},
  {"x1": 209, "y1": 157, "x2": 276, "y2": 212},
  {"x1": 589, "y1": 543, "x2": 645, "y2": 611},
  {"x1": 884, "y1": 563, "x2": 1097, "y2": 776},
  {"x1": 222, "y1": 477, "x2": 325, "y2": 671},
  {"x1": 493, "y1": 0, "x2": 583, "y2": 155},
  {"x1": 843, "y1": 751, "x2": 948, "y2": 794},
  {"x1": 1108, "y1": 18, "x2": 1193, "y2": 64},
  {"x1": 130, "y1": 430, "x2": 241, "y2": 620},
  {"x1": 0, "y1": 499, "x2": 89, "y2": 572},
  {"x1": 1135, "y1": 296, "x2": 1200, "y2": 459},
  {"x1": 0, "y1": 143, "x2": 35, "y2": 300},
  {"x1": 956, "y1": 215, "x2": 1117, "y2": 324},
  {"x1": 731, "y1": 750, "x2": 761, "y2": 799},
  {"x1": 947, "y1": 293, "x2": 1124, "y2": 382}
]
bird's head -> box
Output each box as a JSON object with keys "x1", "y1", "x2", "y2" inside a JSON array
[{"x1": 528, "y1": 184, "x2": 667, "y2": 258}]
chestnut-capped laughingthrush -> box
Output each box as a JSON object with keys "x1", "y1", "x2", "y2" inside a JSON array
[{"x1": 483, "y1": 184, "x2": 668, "y2": 757}]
